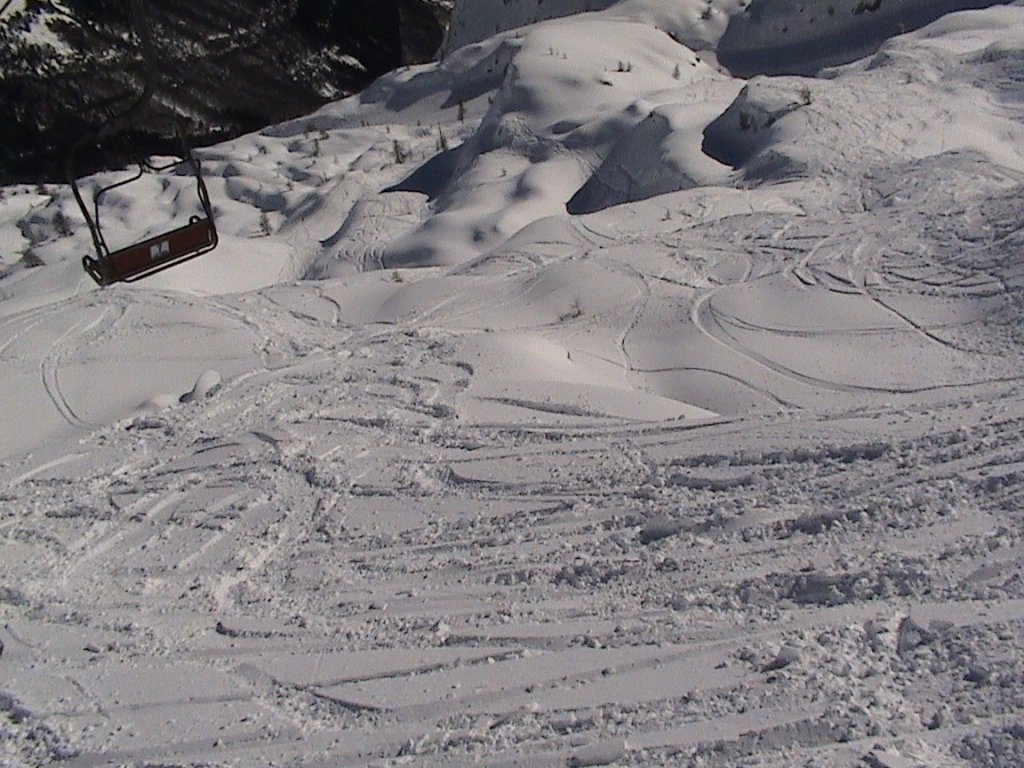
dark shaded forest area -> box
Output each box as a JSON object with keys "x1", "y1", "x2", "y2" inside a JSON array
[{"x1": 0, "y1": 0, "x2": 451, "y2": 184}]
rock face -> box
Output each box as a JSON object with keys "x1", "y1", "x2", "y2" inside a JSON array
[{"x1": 0, "y1": 0, "x2": 452, "y2": 184}]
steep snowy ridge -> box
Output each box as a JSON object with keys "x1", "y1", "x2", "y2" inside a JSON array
[
  {"x1": 443, "y1": 0, "x2": 751, "y2": 58},
  {"x1": 718, "y1": 0, "x2": 1014, "y2": 74},
  {"x1": 443, "y1": 0, "x2": 619, "y2": 53},
  {"x1": 1, "y1": 1, "x2": 1023, "y2": 766},
  {"x1": 442, "y1": 0, "x2": 1014, "y2": 75}
]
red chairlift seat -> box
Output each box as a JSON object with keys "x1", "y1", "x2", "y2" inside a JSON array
[{"x1": 81, "y1": 213, "x2": 218, "y2": 286}]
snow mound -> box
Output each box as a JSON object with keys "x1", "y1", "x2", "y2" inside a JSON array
[
  {"x1": 567, "y1": 105, "x2": 703, "y2": 214},
  {"x1": 380, "y1": 16, "x2": 730, "y2": 267},
  {"x1": 705, "y1": 18, "x2": 1024, "y2": 182},
  {"x1": 443, "y1": 0, "x2": 618, "y2": 55}
]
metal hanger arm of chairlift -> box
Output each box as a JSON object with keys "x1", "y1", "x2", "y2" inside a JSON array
[
  {"x1": 65, "y1": 88, "x2": 153, "y2": 261},
  {"x1": 67, "y1": 0, "x2": 199, "y2": 259}
]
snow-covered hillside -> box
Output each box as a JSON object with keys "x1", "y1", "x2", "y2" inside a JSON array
[{"x1": 1, "y1": 1, "x2": 1023, "y2": 766}]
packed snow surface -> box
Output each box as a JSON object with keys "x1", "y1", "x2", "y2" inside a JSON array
[{"x1": 2, "y1": 1, "x2": 1024, "y2": 766}]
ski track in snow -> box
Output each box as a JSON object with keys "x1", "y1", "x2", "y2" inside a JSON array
[{"x1": 2, "y1": 1, "x2": 1024, "y2": 766}]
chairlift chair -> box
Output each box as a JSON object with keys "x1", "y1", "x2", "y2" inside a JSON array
[
  {"x1": 68, "y1": 0, "x2": 219, "y2": 287},
  {"x1": 70, "y1": 132, "x2": 219, "y2": 287}
]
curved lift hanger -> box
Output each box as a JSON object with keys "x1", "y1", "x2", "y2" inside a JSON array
[{"x1": 68, "y1": 0, "x2": 218, "y2": 286}]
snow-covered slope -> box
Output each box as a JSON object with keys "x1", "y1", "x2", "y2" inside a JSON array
[
  {"x1": 718, "y1": 0, "x2": 1012, "y2": 75},
  {"x1": 1, "y1": 1, "x2": 1023, "y2": 766}
]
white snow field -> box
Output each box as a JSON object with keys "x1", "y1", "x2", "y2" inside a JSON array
[{"x1": 2, "y1": 0, "x2": 1024, "y2": 765}]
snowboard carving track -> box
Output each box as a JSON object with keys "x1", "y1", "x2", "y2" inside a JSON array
[{"x1": 39, "y1": 302, "x2": 120, "y2": 430}]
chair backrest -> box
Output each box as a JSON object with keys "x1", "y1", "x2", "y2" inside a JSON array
[{"x1": 83, "y1": 216, "x2": 217, "y2": 285}]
